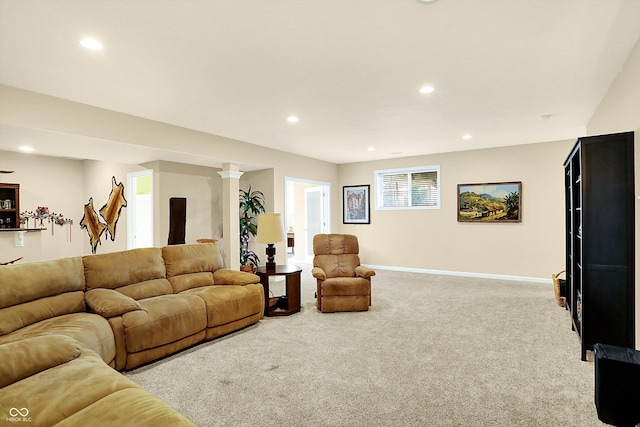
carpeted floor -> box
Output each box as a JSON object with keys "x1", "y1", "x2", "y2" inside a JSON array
[{"x1": 125, "y1": 265, "x2": 604, "y2": 426}]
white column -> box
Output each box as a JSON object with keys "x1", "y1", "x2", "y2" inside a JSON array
[{"x1": 218, "y1": 163, "x2": 243, "y2": 269}]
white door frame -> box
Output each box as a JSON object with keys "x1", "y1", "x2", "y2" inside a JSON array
[
  {"x1": 284, "y1": 177, "x2": 330, "y2": 263},
  {"x1": 127, "y1": 169, "x2": 154, "y2": 249}
]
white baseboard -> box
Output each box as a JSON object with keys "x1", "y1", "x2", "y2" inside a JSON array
[
  {"x1": 363, "y1": 264, "x2": 553, "y2": 284},
  {"x1": 291, "y1": 261, "x2": 553, "y2": 284}
]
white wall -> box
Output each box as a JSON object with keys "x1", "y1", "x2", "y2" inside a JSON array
[
  {"x1": 337, "y1": 139, "x2": 574, "y2": 280},
  {"x1": 82, "y1": 160, "x2": 145, "y2": 255},
  {"x1": 143, "y1": 161, "x2": 223, "y2": 247},
  {"x1": 0, "y1": 151, "x2": 84, "y2": 262},
  {"x1": 240, "y1": 168, "x2": 276, "y2": 267},
  {"x1": 0, "y1": 154, "x2": 225, "y2": 262},
  {"x1": 586, "y1": 38, "x2": 640, "y2": 348}
]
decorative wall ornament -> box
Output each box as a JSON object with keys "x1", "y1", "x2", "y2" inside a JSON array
[
  {"x1": 99, "y1": 176, "x2": 128, "y2": 241},
  {"x1": 20, "y1": 206, "x2": 74, "y2": 238},
  {"x1": 343, "y1": 185, "x2": 370, "y2": 224},
  {"x1": 80, "y1": 176, "x2": 127, "y2": 254},
  {"x1": 457, "y1": 181, "x2": 522, "y2": 223},
  {"x1": 80, "y1": 198, "x2": 107, "y2": 254}
]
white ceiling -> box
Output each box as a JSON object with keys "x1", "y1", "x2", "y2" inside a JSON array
[{"x1": 1, "y1": 0, "x2": 640, "y2": 167}]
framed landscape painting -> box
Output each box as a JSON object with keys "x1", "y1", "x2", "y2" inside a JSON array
[
  {"x1": 343, "y1": 185, "x2": 370, "y2": 224},
  {"x1": 457, "y1": 181, "x2": 522, "y2": 223}
]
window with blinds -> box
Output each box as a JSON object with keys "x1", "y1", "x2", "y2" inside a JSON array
[{"x1": 375, "y1": 165, "x2": 440, "y2": 210}]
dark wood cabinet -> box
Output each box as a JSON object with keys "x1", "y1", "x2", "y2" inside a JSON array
[
  {"x1": 0, "y1": 183, "x2": 20, "y2": 230},
  {"x1": 564, "y1": 131, "x2": 635, "y2": 360}
]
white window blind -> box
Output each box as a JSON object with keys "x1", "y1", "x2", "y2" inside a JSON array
[{"x1": 375, "y1": 166, "x2": 440, "y2": 210}]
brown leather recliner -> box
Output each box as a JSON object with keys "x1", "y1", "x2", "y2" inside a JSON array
[{"x1": 311, "y1": 234, "x2": 375, "y2": 313}]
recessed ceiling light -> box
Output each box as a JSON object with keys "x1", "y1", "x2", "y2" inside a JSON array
[
  {"x1": 419, "y1": 85, "x2": 435, "y2": 94},
  {"x1": 80, "y1": 38, "x2": 104, "y2": 51},
  {"x1": 19, "y1": 146, "x2": 35, "y2": 153},
  {"x1": 287, "y1": 116, "x2": 299, "y2": 123},
  {"x1": 462, "y1": 134, "x2": 472, "y2": 140}
]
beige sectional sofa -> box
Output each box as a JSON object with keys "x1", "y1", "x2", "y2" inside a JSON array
[{"x1": 0, "y1": 243, "x2": 264, "y2": 426}]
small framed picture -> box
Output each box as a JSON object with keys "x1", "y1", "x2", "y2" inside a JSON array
[
  {"x1": 457, "y1": 181, "x2": 522, "y2": 223},
  {"x1": 343, "y1": 185, "x2": 370, "y2": 224}
]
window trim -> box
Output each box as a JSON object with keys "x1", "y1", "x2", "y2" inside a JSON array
[{"x1": 374, "y1": 165, "x2": 441, "y2": 211}]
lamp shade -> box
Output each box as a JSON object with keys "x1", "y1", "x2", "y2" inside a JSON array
[{"x1": 256, "y1": 213, "x2": 285, "y2": 244}]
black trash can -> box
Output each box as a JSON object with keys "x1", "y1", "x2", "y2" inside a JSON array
[{"x1": 594, "y1": 343, "x2": 640, "y2": 426}]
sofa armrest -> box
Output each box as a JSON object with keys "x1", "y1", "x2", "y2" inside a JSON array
[
  {"x1": 0, "y1": 335, "x2": 81, "y2": 388},
  {"x1": 85, "y1": 288, "x2": 142, "y2": 318},
  {"x1": 213, "y1": 269, "x2": 260, "y2": 285},
  {"x1": 355, "y1": 266, "x2": 376, "y2": 278},
  {"x1": 311, "y1": 267, "x2": 326, "y2": 280}
]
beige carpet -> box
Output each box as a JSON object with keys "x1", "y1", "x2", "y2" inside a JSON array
[{"x1": 125, "y1": 265, "x2": 603, "y2": 426}]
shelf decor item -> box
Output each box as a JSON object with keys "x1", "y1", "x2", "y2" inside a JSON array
[
  {"x1": 457, "y1": 181, "x2": 522, "y2": 222},
  {"x1": 343, "y1": 184, "x2": 370, "y2": 224},
  {"x1": 20, "y1": 206, "x2": 73, "y2": 236}
]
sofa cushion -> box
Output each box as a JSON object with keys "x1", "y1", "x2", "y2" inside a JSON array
[
  {"x1": 213, "y1": 269, "x2": 261, "y2": 286},
  {"x1": 320, "y1": 277, "x2": 371, "y2": 296},
  {"x1": 313, "y1": 234, "x2": 361, "y2": 278},
  {"x1": 0, "y1": 257, "x2": 85, "y2": 308},
  {"x1": 85, "y1": 289, "x2": 142, "y2": 318},
  {"x1": 115, "y1": 278, "x2": 174, "y2": 300},
  {"x1": 314, "y1": 254, "x2": 361, "y2": 278},
  {"x1": 162, "y1": 243, "x2": 221, "y2": 292},
  {"x1": 55, "y1": 387, "x2": 196, "y2": 427},
  {"x1": 0, "y1": 257, "x2": 86, "y2": 335},
  {"x1": 0, "y1": 334, "x2": 81, "y2": 388},
  {"x1": 169, "y1": 271, "x2": 214, "y2": 294},
  {"x1": 0, "y1": 349, "x2": 140, "y2": 427},
  {"x1": 184, "y1": 284, "x2": 264, "y2": 328},
  {"x1": 0, "y1": 313, "x2": 117, "y2": 365},
  {"x1": 122, "y1": 294, "x2": 206, "y2": 353},
  {"x1": 0, "y1": 292, "x2": 85, "y2": 336},
  {"x1": 163, "y1": 243, "x2": 223, "y2": 276},
  {"x1": 83, "y1": 248, "x2": 170, "y2": 300}
]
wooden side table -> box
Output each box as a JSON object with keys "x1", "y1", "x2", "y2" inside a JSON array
[{"x1": 256, "y1": 265, "x2": 302, "y2": 317}]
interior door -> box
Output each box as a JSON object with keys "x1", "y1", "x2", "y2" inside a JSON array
[{"x1": 305, "y1": 186, "x2": 324, "y2": 259}]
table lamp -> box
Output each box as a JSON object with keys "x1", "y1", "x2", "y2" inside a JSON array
[{"x1": 256, "y1": 213, "x2": 284, "y2": 272}]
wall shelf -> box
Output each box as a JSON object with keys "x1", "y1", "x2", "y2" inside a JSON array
[{"x1": 0, "y1": 228, "x2": 47, "y2": 232}]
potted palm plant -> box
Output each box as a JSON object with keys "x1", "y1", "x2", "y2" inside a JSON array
[{"x1": 239, "y1": 186, "x2": 265, "y2": 272}]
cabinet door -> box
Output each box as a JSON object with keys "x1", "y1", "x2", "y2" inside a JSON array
[
  {"x1": 0, "y1": 183, "x2": 19, "y2": 229},
  {"x1": 581, "y1": 132, "x2": 635, "y2": 354},
  {"x1": 583, "y1": 139, "x2": 632, "y2": 268}
]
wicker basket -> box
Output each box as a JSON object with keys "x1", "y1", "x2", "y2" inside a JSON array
[
  {"x1": 268, "y1": 290, "x2": 277, "y2": 308},
  {"x1": 552, "y1": 269, "x2": 566, "y2": 307}
]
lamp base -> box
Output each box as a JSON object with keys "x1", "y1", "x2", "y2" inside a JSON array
[{"x1": 266, "y1": 244, "x2": 276, "y2": 272}]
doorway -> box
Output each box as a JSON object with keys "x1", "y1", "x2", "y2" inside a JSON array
[
  {"x1": 127, "y1": 170, "x2": 154, "y2": 249},
  {"x1": 285, "y1": 177, "x2": 330, "y2": 263}
]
